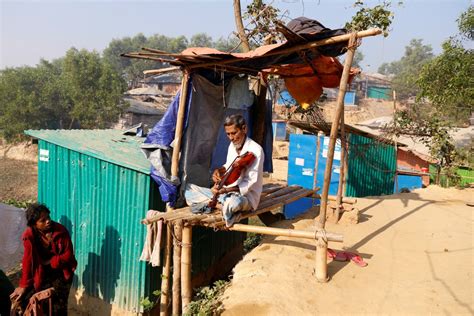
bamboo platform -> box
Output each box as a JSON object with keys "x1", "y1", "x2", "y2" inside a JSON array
[{"x1": 142, "y1": 183, "x2": 318, "y2": 228}]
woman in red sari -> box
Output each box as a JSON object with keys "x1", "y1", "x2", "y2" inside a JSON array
[{"x1": 10, "y1": 203, "x2": 77, "y2": 315}]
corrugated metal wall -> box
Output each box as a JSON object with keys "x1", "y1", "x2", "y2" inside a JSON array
[
  {"x1": 367, "y1": 86, "x2": 391, "y2": 100},
  {"x1": 37, "y1": 140, "x2": 152, "y2": 313},
  {"x1": 346, "y1": 134, "x2": 396, "y2": 197},
  {"x1": 36, "y1": 138, "x2": 244, "y2": 313}
]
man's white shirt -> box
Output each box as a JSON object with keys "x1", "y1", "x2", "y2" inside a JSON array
[{"x1": 223, "y1": 137, "x2": 264, "y2": 210}]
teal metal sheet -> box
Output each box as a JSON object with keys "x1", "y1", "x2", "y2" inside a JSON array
[
  {"x1": 37, "y1": 139, "x2": 153, "y2": 312},
  {"x1": 26, "y1": 129, "x2": 150, "y2": 174},
  {"x1": 346, "y1": 133, "x2": 396, "y2": 197},
  {"x1": 367, "y1": 86, "x2": 391, "y2": 100}
]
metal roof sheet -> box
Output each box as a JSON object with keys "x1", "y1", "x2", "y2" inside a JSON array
[{"x1": 25, "y1": 129, "x2": 150, "y2": 174}]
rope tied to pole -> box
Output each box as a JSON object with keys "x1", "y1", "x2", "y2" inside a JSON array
[
  {"x1": 347, "y1": 32, "x2": 360, "y2": 50},
  {"x1": 171, "y1": 224, "x2": 183, "y2": 246},
  {"x1": 316, "y1": 228, "x2": 328, "y2": 243}
]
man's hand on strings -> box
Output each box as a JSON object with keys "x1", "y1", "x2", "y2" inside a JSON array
[{"x1": 212, "y1": 167, "x2": 225, "y2": 184}]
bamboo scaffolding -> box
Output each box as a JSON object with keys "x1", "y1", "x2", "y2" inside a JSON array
[
  {"x1": 316, "y1": 32, "x2": 358, "y2": 282},
  {"x1": 159, "y1": 223, "x2": 172, "y2": 316},
  {"x1": 335, "y1": 110, "x2": 346, "y2": 222},
  {"x1": 228, "y1": 224, "x2": 343, "y2": 242},
  {"x1": 172, "y1": 221, "x2": 183, "y2": 316},
  {"x1": 171, "y1": 71, "x2": 189, "y2": 178},
  {"x1": 181, "y1": 226, "x2": 192, "y2": 312}
]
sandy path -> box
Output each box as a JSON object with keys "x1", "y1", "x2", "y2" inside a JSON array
[{"x1": 221, "y1": 186, "x2": 473, "y2": 315}]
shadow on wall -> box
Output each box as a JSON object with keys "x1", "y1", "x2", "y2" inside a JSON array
[
  {"x1": 83, "y1": 226, "x2": 122, "y2": 303},
  {"x1": 69, "y1": 226, "x2": 122, "y2": 315},
  {"x1": 59, "y1": 216, "x2": 73, "y2": 238}
]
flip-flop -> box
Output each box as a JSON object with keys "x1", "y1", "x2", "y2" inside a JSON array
[
  {"x1": 345, "y1": 252, "x2": 368, "y2": 267},
  {"x1": 327, "y1": 248, "x2": 349, "y2": 262},
  {"x1": 334, "y1": 251, "x2": 349, "y2": 262},
  {"x1": 327, "y1": 248, "x2": 337, "y2": 259}
]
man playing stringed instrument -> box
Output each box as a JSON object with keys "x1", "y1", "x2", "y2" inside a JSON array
[{"x1": 185, "y1": 114, "x2": 264, "y2": 227}]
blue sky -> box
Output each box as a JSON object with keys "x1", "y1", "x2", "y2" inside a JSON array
[{"x1": 0, "y1": 0, "x2": 471, "y2": 72}]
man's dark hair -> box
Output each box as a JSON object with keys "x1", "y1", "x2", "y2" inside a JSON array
[
  {"x1": 224, "y1": 114, "x2": 246, "y2": 129},
  {"x1": 25, "y1": 203, "x2": 50, "y2": 227}
]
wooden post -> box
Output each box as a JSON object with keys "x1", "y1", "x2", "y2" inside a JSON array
[
  {"x1": 313, "y1": 131, "x2": 323, "y2": 190},
  {"x1": 316, "y1": 33, "x2": 358, "y2": 283},
  {"x1": 160, "y1": 223, "x2": 173, "y2": 316},
  {"x1": 343, "y1": 145, "x2": 349, "y2": 195},
  {"x1": 172, "y1": 221, "x2": 183, "y2": 316},
  {"x1": 335, "y1": 114, "x2": 346, "y2": 223},
  {"x1": 228, "y1": 224, "x2": 343, "y2": 242},
  {"x1": 171, "y1": 71, "x2": 190, "y2": 179},
  {"x1": 393, "y1": 90, "x2": 399, "y2": 193},
  {"x1": 181, "y1": 226, "x2": 193, "y2": 313}
]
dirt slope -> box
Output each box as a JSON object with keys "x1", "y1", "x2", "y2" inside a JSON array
[{"x1": 221, "y1": 186, "x2": 473, "y2": 315}]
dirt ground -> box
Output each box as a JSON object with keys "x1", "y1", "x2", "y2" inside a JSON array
[
  {"x1": 0, "y1": 141, "x2": 38, "y2": 202},
  {"x1": 2, "y1": 140, "x2": 473, "y2": 315},
  {"x1": 221, "y1": 185, "x2": 473, "y2": 315},
  {"x1": 0, "y1": 157, "x2": 37, "y2": 201}
]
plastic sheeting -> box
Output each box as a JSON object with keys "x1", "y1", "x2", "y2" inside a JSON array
[
  {"x1": 145, "y1": 73, "x2": 273, "y2": 206},
  {"x1": 0, "y1": 203, "x2": 26, "y2": 271},
  {"x1": 142, "y1": 83, "x2": 193, "y2": 206}
]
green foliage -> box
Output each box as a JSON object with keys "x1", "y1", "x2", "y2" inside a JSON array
[
  {"x1": 62, "y1": 48, "x2": 127, "y2": 129},
  {"x1": 418, "y1": 39, "x2": 474, "y2": 123},
  {"x1": 378, "y1": 39, "x2": 434, "y2": 99},
  {"x1": 140, "y1": 289, "x2": 161, "y2": 312},
  {"x1": 243, "y1": 232, "x2": 263, "y2": 253},
  {"x1": 458, "y1": 5, "x2": 474, "y2": 40},
  {"x1": 0, "y1": 48, "x2": 126, "y2": 142},
  {"x1": 390, "y1": 104, "x2": 460, "y2": 181},
  {"x1": 1, "y1": 198, "x2": 34, "y2": 209},
  {"x1": 185, "y1": 280, "x2": 228, "y2": 316},
  {"x1": 243, "y1": 0, "x2": 285, "y2": 47},
  {"x1": 190, "y1": 33, "x2": 213, "y2": 48},
  {"x1": 103, "y1": 33, "x2": 241, "y2": 83},
  {"x1": 345, "y1": 1, "x2": 399, "y2": 37}
]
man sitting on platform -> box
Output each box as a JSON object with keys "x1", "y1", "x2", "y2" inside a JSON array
[{"x1": 185, "y1": 114, "x2": 264, "y2": 227}]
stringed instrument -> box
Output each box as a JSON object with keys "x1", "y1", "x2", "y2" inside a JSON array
[{"x1": 208, "y1": 151, "x2": 256, "y2": 209}]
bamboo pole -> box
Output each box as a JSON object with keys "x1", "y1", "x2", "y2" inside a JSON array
[
  {"x1": 143, "y1": 67, "x2": 181, "y2": 75},
  {"x1": 160, "y1": 223, "x2": 172, "y2": 316},
  {"x1": 159, "y1": 69, "x2": 189, "y2": 313},
  {"x1": 313, "y1": 131, "x2": 323, "y2": 190},
  {"x1": 316, "y1": 33, "x2": 358, "y2": 283},
  {"x1": 343, "y1": 144, "x2": 349, "y2": 195},
  {"x1": 181, "y1": 226, "x2": 193, "y2": 312},
  {"x1": 172, "y1": 221, "x2": 183, "y2": 316},
  {"x1": 393, "y1": 90, "x2": 399, "y2": 193},
  {"x1": 228, "y1": 224, "x2": 343, "y2": 242},
  {"x1": 171, "y1": 71, "x2": 190, "y2": 178},
  {"x1": 335, "y1": 114, "x2": 346, "y2": 222}
]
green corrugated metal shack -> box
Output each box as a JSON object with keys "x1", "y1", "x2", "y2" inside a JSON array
[
  {"x1": 345, "y1": 133, "x2": 397, "y2": 197},
  {"x1": 367, "y1": 86, "x2": 392, "y2": 100},
  {"x1": 25, "y1": 129, "x2": 244, "y2": 314},
  {"x1": 288, "y1": 121, "x2": 397, "y2": 197}
]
